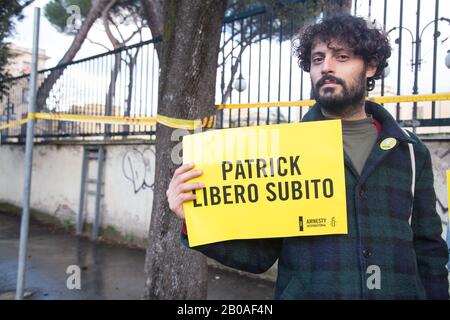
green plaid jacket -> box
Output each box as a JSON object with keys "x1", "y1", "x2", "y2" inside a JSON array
[{"x1": 182, "y1": 101, "x2": 449, "y2": 300}]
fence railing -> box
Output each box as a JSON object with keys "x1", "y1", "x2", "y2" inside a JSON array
[
  {"x1": 1, "y1": 0, "x2": 450, "y2": 143},
  {"x1": 217, "y1": 0, "x2": 450, "y2": 133},
  {"x1": 1, "y1": 37, "x2": 161, "y2": 143}
]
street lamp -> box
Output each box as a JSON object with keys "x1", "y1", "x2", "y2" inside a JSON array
[
  {"x1": 219, "y1": 55, "x2": 246, "y2": 103},
  {"x1": 233, "y1": 73, "x2": 247, "y2": 92},
  {"x1": 218, "y1": 55, "x2": 247, "y2": 128},
  {"x1": 388, "y1": 16, "x2": 450, "y2": 132}
]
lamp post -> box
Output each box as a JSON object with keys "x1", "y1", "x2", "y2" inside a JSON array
[
  {"x1": 220, "y1": 55, "x2": 247, "y2": 103},
  {"x1": 388, "y1": 15, "x2": 450, "y2": 132},
  {"x1": 233, "y1": 73, "x2": 247, "y2": 92},
  {"x1": 218, "y1": 55, "x2": 247, "y2": 128}
]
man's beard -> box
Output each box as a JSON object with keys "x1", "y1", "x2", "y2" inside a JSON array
[{"x1": 311, "y1": 72, "x2": 366, "y2": 117}]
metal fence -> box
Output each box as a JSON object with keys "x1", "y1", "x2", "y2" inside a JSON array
[
  {"x1": 1, "y1": 38, "x2": 160, "y2": 143},
  {"x1": 218, "y1": 0, "x2": 450, "y2": 131},
  {"x1": 1, "y1": 0, "x2": 450, "y2": 143}
]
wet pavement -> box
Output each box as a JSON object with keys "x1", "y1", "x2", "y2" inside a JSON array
[{"x1": 0, "y1": 212, "x2": 275, "y2": 300}]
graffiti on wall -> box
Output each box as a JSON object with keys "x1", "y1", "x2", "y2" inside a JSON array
[
  {"x1": 122, "y1": 148, "x2": 155, "y2": 194},
  {"x1": 430, "y1": 145, "x2": 449, "y2": 242}
]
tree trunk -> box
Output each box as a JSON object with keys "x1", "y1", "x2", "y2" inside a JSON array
[
  {"x1": 140, "y1": 0, "x2": 164, "y2": 58},
  {"x1": 104, "y1": 51, "x2": 121, "y2": 136},
  {"x1": 123, "y1": 49, "x2": 140, "y2": 133},
  {"x1": 143, "y1": 0, "x2": 227, "y2": 300},
  {"x1": 36, "y1": 0, "x2": 111, "y2": 111}
]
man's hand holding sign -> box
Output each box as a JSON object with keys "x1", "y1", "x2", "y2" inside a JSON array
[
  {"x1": 170, "y1": 120, "x2": 348, "y2": 247},
  {"x1": 167, "y1": 163, "x2": 204, "y2": 221}
]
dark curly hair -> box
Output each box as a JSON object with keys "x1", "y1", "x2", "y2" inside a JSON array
[{"x1": 295, "y1": 14, "x2": 391, "y2": 91}]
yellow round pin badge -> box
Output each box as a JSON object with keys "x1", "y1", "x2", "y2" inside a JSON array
[{"x1": 380, "y1": 137, "x2": 397, "y2": 150}]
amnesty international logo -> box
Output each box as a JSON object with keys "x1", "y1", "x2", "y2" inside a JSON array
[
  {"x1": 298, "y1": 216, "x2": 336, "y2": 232},
  {"x1": 330, "y1": 217, "x2": 336, "y2": 227}
]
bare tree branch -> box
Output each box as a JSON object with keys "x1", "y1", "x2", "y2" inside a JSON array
[
  {"x1": 102, "y1": 0, "x2": 121, "y2": 48},
  {"x1": 36, "y1": 0, "x2": 113, "y2": 111},
  {"x1": 140, "y1": 0, "x2": 163, "y2": 58},
  {"x1": 86, "y1": 37, "x2": 112, "y2": 51},
  {"x1": 109, "y1": 15, "x2": 127, "y2": 43},
  {"x1": 123, "y1": 26, "x2": 143, "y2": 43}
]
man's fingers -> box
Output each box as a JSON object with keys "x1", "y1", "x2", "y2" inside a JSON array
[
  {"x1": 178, "y1": 182, "x2": 205, "y2": 193},
  {"x1": 173, "y1": 193, "x2": 197, "y2": 210},
  {"x1": 173, "y1": 163, "x2": 195, "y2": 178},
  {"x1": 167, "y1": 164, "x2": 200, "y2": 219},
  {"x1": 167, "y1": 182, "x2": 203, "y2": 215},
  {"x1": 174, "y1": 169, "x2": 203, "y2": 185},
  {"x1": 168, "y1": 163, "x2": 196, "y2": 191},
  {"x1": 180, "y1": 193, "x2": 197, "y2": 202}
]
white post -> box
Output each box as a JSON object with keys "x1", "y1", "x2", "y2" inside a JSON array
[{"x1": 16, "y1": 7, "x2": 40, "y2": 300}]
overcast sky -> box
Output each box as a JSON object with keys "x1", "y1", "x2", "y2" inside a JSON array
[{"x1": 8, "y1": 0, "x2": 152, "y2": 67}]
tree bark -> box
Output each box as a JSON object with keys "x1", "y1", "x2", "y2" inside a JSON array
[
  {"x1": 36, "y1": 0, "x2": 111, "y2": 111},
  {"x1": 143, "y1": 0, "x2": 227, "y2": 300},
  {"x1": 123, "y1": 48, "x2": 139, "y2": 134},
  {"x1": 104, "y1": 51, "x2": 121, "y2": 135},
  {"x1": 140, "y1": 0, "x2": 164, "y2": 58}
]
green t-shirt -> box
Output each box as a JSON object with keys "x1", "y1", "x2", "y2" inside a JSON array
[
  {"x1": 322, "y1": 112, "x2": 378, "y2": 175},
  {"x1": 341, "y1": 116, "x2": 378, "y2": 175}
]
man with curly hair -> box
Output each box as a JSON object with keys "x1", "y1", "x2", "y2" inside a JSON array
[{"x1": 167, "y1": 14, "x2": 449, "y2": 299}]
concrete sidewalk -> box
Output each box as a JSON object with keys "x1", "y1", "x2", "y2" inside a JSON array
[{"x1": 0, "y1": 212, "x2": 275, "y2": 300}]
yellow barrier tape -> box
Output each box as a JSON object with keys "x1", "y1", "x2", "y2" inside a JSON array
[
  {"x1": 156, "y1": 114, "x2": 202, "y2": 130},
  {"x1": 30, "y1": 113, "x2": 157, "y2": 125},
  {"x1": 368, "y1": 93, "x2": 450, "y2": 104},
  {"x1": 27, "y1": 113, "x2": 215, "y2": 130},
  {"x1": 217, "y1": 100, "x2": 316, "y2": 109},
  {"x1": 447, "y1": 170, "x2": 450, "y2": 222},
  {"x1": 1, "y1": 93, "x2": 449, "y2": 132},
  {"x1": 29, "y1": 113, "x2": 214, "y2": 130},
  {"x1": 218, "y1": 93, "x2": 450, "y2": 109},
  {"x1": 0, "y1": 118, "x2": 29, "y2": 131},
  {"x1": 0, "y1": 113, "x2": 205, "y2": 131}
]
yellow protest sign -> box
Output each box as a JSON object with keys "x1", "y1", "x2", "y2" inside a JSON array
[
  {"x1": 447, "y1": 170, "x2": 450, "y2": 220},
  {"x1": 182, "y1": 120, "x2": 348, "y2": 247}
]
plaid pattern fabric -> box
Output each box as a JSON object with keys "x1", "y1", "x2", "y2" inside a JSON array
[{"x1": 181, "y1": 101, "x2": 449, "y2": 299}]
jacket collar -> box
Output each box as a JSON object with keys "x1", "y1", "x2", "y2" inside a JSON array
[{"x1": 302, "y1": 100, "x2": 417, "y2": 144}]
